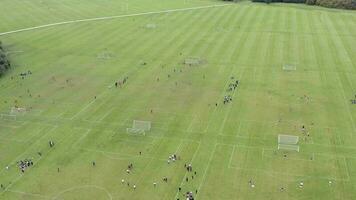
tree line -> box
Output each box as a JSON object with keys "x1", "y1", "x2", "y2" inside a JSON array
[
  {"x1": 223, "y1": 0, "x2": 356, "y2": 10},
  {"x1": 0, "y1": 41, "x2": 11, "y2": 77}
]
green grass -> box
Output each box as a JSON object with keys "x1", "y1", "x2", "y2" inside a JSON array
[{"x1": 0, "y1": 0, "x2": 356, "y2": 199}]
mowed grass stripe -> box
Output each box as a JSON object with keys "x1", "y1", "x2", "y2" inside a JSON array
[
  {"x1": 82, "y1": 10, "x2": 202, "y2": 122},
  {"x1": 87, "y1": 9, "x2": 213, "y2": 123}
]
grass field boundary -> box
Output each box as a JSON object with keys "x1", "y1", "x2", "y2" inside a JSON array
[{"x1": 0, "y1": 4, "x2": 233, "y2": 37}]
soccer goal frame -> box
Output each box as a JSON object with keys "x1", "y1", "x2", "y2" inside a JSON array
[
  {"x1": 126, "y1": 120, "x2": 151, "y2": 135},
  {"x1": 278, "y1": 134, "x2": 299, "y2": 152},
  {"x1": 10, "y1": 107, "x2": 27, "y2": 116},
  {"x1": 283, "y1": 64, "x2": 297, "y2": 71}
]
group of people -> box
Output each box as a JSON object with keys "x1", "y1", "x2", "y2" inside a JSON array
[
  {"x1": 115, "y1": 76, "x2": 129, "y2": 88},
  {"x1": 184, "y1": 191, "x2": 195, "y2": 200},
  {"x1": 223, "y1": 77, "x2": 240, "y2": 104},
  {"x1": 223, "y1": 95, "x2": 233, "y2": 104},
  {"x1": 175, "y1": 163, "x2": 198, "y2": 200},
  {"x1": 227, "y1": 80, "x2": 239, "y2": 92},
  {"x1": 19, "y1": 70, "x2": 32, "y2": 79},
  {"x1": 167, "y1": 154, "x2": 180, "y2": 164},
  {"x1": 351, "y1": 95, "x2": 356, "y2": 104},
  {"x1": 18, "y1": 159, "x2": 33, "y2": 173},
  {"x1": 126, "y1": 163, "x2": 133, "y2": 173},
  {"x1": 49, "y1": 140, "x2": 55, "y2": 148}
]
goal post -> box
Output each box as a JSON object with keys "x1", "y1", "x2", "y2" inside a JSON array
[
  {"x1": 283, "y1": 64, "x2": 296, "y2": 71},
  {"x1": 126, "y1": 120, "x2": 151, "y2": 135},
  {"x1": 10, "y1": 107, "x2": 27, "y2": 116},
  {"x1": 278, "y1": 134, "x2": 299, "y2": 152}
]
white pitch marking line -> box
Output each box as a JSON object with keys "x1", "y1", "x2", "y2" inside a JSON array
[
  {"x1": 6, "y1": 189, "x2": 50, "y2": 199},
  {"x1": 174, "y1": 140, "x2": 184, "y2": 154},
  {"x1": 227, "y1": 165, "x2": 349, "y2": 182},
  {"x1": 78, "y1": 147, "x2": 166, "y2": 162},
  {"x1": 215, "y1": 68, "x2": 247, "y2": 134},
  {"x1": 186, "y1": 114, "x2": 197, "y2": 132},
  {"x1": 342, "y1": 156, "x2": 351, "y2": 181},
  {"x1": 1, "y1": 125, "x2": 70, "y2": 193},
  {"x1": 0, "y1": 4, "x2": 233, "y2": 36},
  {"x1": 236, "y1": 120, "x2": 242, "y2": 136},
  {"x1": 98, "y1": 108, "x2": 114, "y2": 122},
  {"x1": 195, "y1": 143, "x2": 217, "y2": 199},
  {"x1": 228, "y1": 145, "x2": 236, "y2": 168},
  {"x1": 70, "y1": 99, "x2": 98, "y2": 120},
  {"x1": 204, "y1": 67, "x2": 238, "y2": 133},
  {"x1": 174, "y1": 142, "x2": 201, "y2": 199},
  {"x1": 71, "y1": 129, "x2": 91, "y2": 149},
  {"x1": 335, "y1": 75, "x2": 356, "y2": 138},
  {"x1": 52, "y1": 185, "x2": 112, "y2": 200},
  {"x1": 23, "y1": 125, "x2": 50, "y2": 143},
  {"x1": 0, "y1": 125, "x2": 58, "y2": 177}
]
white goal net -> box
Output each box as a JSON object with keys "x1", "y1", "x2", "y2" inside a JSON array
[
  {"x1": 10, "y1": 107, "x2": 27, "y2": 116},
  {"x1": 283, "y1": 64, "x2": 296, "y2": 71},
  {"x1": 278, "y1": 134, "x2": 299, "y2": 152},
  {"x1": 127, "y1": 120, "x2": 151, "y2": 135}
]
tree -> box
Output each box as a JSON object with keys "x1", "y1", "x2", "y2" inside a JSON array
[{"x1": 0, "y1": 41, "x2": 11, "y2": 77}]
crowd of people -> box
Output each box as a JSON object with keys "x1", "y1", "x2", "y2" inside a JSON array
[
  {"x1": 18, "y1": 159, "x2": 33, "y2": 173},
  {"x1": 351, "y1": 95, "x2": 356, "y2": 104},
  {"x1": 116, "y1": 150, "x2": 201, "y2": 200},
  {"x1": 115, "y1": 76, "x2": 129, "y2": 88},
  {"x1": 19, "y1": 70, "x2": 32, "y2": 79},
  {"x1": 167, "y1": 154, "x2": 180, "y2": 164},
  {"x1": 223, "y1": 95, "x2": 233, "y2": 104},
  {"x1": 223, "y1": 77, "x2": 239, "y2": 104}
]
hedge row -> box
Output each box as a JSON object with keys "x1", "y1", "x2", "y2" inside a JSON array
[
  {"x1": 0, "y1": 41, "x2": 11, "y2": 77},
  {"x1": 223, "y1": 0, "x2": 356, "y2": 9},
  {"x1": 306, "y1": 0, "x2": 356, "y2": 10}
]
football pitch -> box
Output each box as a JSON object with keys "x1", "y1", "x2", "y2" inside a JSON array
[{"x1": 0, "y1": 0, "x2": 356, "y2": 199}]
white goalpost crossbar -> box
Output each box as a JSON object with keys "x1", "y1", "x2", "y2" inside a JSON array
[
  {"x1": 126, "y1": 120, "x2": 151, "y2": 135},
  {"x1": 278, "y1": 134, "x2": 299, "y2": 152},
  {"x1": 282, "y1": 64, "x2": 296, "y2": 71}
]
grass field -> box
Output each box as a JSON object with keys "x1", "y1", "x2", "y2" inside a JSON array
[{"x1": 0, "y1": 0, "x2": 356, "y2": 199}]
